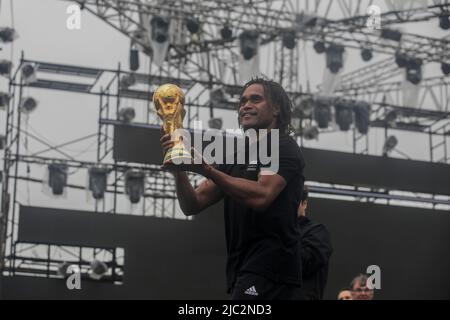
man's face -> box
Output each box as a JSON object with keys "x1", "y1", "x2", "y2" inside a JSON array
[
  {"x1": 238, "y1": 84, "x2": 278, "y2": 131},
  {"x1": 338, "y1": 290, "x2": 353, "y2": 300},
  {"x1": 297, "y1": 200, "x2": 308, "y2": 217},
  {"x1": 351, "y1": 282, "x2": 374, "y2": 300}
]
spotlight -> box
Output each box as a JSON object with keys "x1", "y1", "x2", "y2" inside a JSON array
[
  {"x1": 395, "y1": 51, "x2": 408, "y2": 68},
  {"x1": 313, "y1": 41, "x2": 325, "y2": 54},
  {"x1": 119, "y1": 73, "x2": 136, "y2": 89},
  {"x1": 0, "y1": 60, "x2": 12, "y2": 76},
  {"x1": 385, "y1": 110, "x2": 398, "y2": 127},
  {"x1": 125, "y1": 169, "x2": 145, "y2": 204},
  {"x1": 380, "y1": 28, "x2": 402, "y2": 42},
  {"x1": 56, "y1": 262, "x2": 72, "y2": 277},
  {"x1": 293, "y1": 96, "x2": 315, "y2": 118},
  {"x1": 0, "y1": 27, "x2": 18, "y2": 43},
  {"x1": 295, "y1": 12, "x2": 318, "y2": 28},
  {"x1": 239, "y1": 31, "x2": 259, "y2": 60},
  {"x1": 129, "y1": 43, "x2": 139, "y2": 71},
  {"x1": 186, "y1": 17, "x2": 200, "y2": 34},
  {"x1": 439, "y1": 14, "x2": 450, "y2": 30},
  {"x1": 406, "y1": 58, "x2": 422, "y2": 85},
  {"x1": 208, "y1": 118, "x2": 223, "y2": 130},
  {"x1": 118, "y1": 107, "x2": 136, "y2": 122},
  {"x1": 0, "y1": 92, "x2": 11, "y2": 108},
  {"x1": 383, "y1": 135, "x2": 398, "y2": 156},
  {"x1": 282, "y1": 31, "x2": 296, "y2": 49},
  {"x1": 220, "y1": 24, "x2": 233, "y2": 41},
  {"x1": 314, "y1": 101, "x2": 331, "y2": 129},
  {"x1": 21, "y1": 63, "x2": 37, "y2": 84},
  {"x1": 361, "y1": 47, "x2": 373, "y2": 62},
  {"x1": 151, "y1": 16, "x2": 170, "y2": 43},
  {"x1": 0, "y1": 134, "x2": 5, "y2": 150},
  {"x1": 19, "y1": 97, "x2": 38, "y2": 114},
  {"x1": 353, "y1": 101, "x2": 371, "y2": 134},
  {"x1": 334, "y1": 100, "x2": 353, "y2": 131},
  {"x1": 303, "y1": 126, "x2": 319, "y2": 140},
  {"x1": 325, "y1": 44, "x2": 344, "y2": 74},
  {"x1": 48, "y1": 163, "x2": 68, "y2": 196},
  {"x1": 88, "y1": 167, "x2": 109, "y2": 200},
  {"x1": 89, "y1": 259, "x2": 108, "y2": 280},
  {"x1": 441, "y1": 62, "x2": 450, "y2": 76}
]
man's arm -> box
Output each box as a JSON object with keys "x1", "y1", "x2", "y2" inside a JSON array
[
  {"x1": 301, "y1": 224, "x2": 333, "y2": 277},
  {"x1": 173, "y1": 171, "x2": 224, "y2": 216},
  {"x1": 203, "y1": 165, "x2": 287, "y2": 212}
]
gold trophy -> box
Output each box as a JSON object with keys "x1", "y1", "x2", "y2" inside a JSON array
[{"x1": 153, "y1": 84, "x2": 193, "y2": 169}]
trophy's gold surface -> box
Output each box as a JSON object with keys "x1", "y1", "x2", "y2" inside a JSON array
[{"x1": 153, "y1": 84, "x2": 192, "y2": 167}]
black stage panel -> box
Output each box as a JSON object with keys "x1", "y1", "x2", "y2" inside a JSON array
[
  {"x1": 113, "y1": 124, "x2": 450, "y2": 195},
  {"x1": 302, "y1": 148, "x2": 450, "y2": 196},
  {"x1": 3, "y1": 200, "x2": 450, "y2": 299}
]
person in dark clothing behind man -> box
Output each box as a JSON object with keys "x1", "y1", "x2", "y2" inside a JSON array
[
  {"x1": 296, "y1": 186, "x2": 333, "y2": 300},
  {"x1": 160, "y1": 78, "x2": 305, "y2": 300}
]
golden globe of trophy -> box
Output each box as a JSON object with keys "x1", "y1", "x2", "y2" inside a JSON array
[{"x1": 153, "y1": 84, "x2": 193, "y2": 170}]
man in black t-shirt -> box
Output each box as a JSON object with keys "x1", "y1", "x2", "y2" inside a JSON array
[
  {"x1": 160, "y1": 78, "x2": 305, "y2": 300},
  {"x1": 296, "y1": 186, "x2": 333, "y2": 300}
]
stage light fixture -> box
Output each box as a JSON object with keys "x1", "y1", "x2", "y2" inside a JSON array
[
  {"x1": 129, "y1": 43, "x2": 139, "y2": 71},
  {"x1": 385, "y1": 110, "x2": 398, "y2": 127},
  {"x1": 314, "y1": 101, "x2": 331, "y2": 129},
  {"x1": 119, "y1": 73, "x2": 136, "y2": 89},
  {"x1": 186, "y1": 17, "x2": 200, "y2": 34},
  {"x1": 313, "y1": 41, "x2": 326, "y2": 54},
  {"x1": 439, "y1": 14, "x2": 450, "y2": 30},
  {"x1": 88, "y1": 167, "x2": 109, "y2": 200},
  {"x1": 208, "y1": 118, "x2": 223, "y2": 130},
  {"x1": 48, "y1": 163, "x2": 68, "y2": 196},
  {"x1": 395, "y1": 51, "x2": 408, "y2": 68},
  {"x1": 118, "y1": 107, "x2": 136, "y2": 123},
  {"x1": 383, "y1": 135, "x2": 398, "y2": 156},
  {"x1": 303, "y1": 126, "x2": 319, "y2": 140},
  {"x1": 406, "y1": 58, "x2": 422, "y2": 85},
  {"x1": 0, "y1": 27, "x2": 18, "y2": 43},
  {"x1": 325, "y1": 44, "x2": 344, "y2": 74},
  {"x1": 220, "y1": 24, "x2": 233, "y2": 41},
  {"x1": 380, "y1": 28, "x2": 402, "y2": 42},
  {"x1": 21, "y1": 63, "x2": 37, "y2": 84},
  {"x1": 56, "y1": 262, "x2": 72, "y2": 277},
  {"x1": 0, "y1": 134, "x2": 5, "y2": 150},
  {"x1": 0, "y1": 92, "x2": 10, "y2": 108},
  {"x1": 239, "y1": 31, "x2": 259, "y2": 60},
  {"x1": 0, "y1": 60, "x2": 12, "y2": 76},
  {"x1": 353, "y1": 101, "x2": 371, "y2": 135},
  {"x1": 334, "y1": 100, "x2": 353, "y2": 131},
  {"x1": 151, "y1": 16, "x2": 170, "y2": 43},
  {"x1": 89, "y1": 259, "x2": 108, "y2": 280},
  {"x1": 19, "y1": 97, "x2": 38, "y2": 114},
  {"x1": 361, "y1": 47, "x2": 373, "y2": 62},
  {"x1": 125, "y1": 169, "x2": 145, "y2": 204},
  {"x1": 282, "y1": 31, "x2": 296, "y2": 49},
  {"x1": 441, "y1": 62, "x2": 450, "y2": 76}
]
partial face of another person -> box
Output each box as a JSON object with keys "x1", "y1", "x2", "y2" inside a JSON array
[
  {"x1": 351, "y1": 282, "x2": 374, "y2": 300},
  {"x1": 338, "y1": 290, "x2": 353, "y2": 300},
  {"x1": 239, "y1": 84, "x2": 278, "y2": 131},
  {"x1": 297, "y1": 200, "x2": 308, "y2": 217}
]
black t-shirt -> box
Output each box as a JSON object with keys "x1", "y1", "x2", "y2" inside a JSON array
[
  {"x1": 216, "y1": 133, "x2": 305, "y2": 292},
  {"x1": 297, "y1": 216, "x2": 333, "y2": 300}
]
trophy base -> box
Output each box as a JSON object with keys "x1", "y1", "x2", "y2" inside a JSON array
[
  {"x1": 162, "y1": 145, "x2": 199, "y2": 172},
  {"x1": 162, "y1": 160, "x2": 202, "y2": 172}
]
